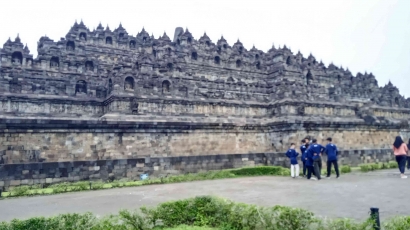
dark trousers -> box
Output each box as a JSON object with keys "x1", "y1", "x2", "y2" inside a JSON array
[
  {"x1": 407, "y1": 156, "x2": 410, "y2": 170},
  {"x1": 327, "y1": 160, "x2": 340, "y2": 177},
  {"x1": 313, "y1": 159, "x2": 322, "y2": 180},
  {"x1": 396, "y1": 155, "x2": 407, "y2": 174},
  {"x1": 307, "y1": 166, "x2": 314, "y2": 179},
  {"x1": 302, "y1": 161, "x2": 307, "y2": 176}
]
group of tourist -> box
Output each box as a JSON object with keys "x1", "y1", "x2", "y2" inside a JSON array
[
  {"x1": 286, "y1": 136, "x2": 410, "y2": 180},
  {"x1": 286, "y1": 137, "x2": 339, "y2": 180}
]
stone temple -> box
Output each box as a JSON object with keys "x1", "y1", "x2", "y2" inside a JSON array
[{"x1": 0, "y1": 21, "x2": 409, "y2": 188}]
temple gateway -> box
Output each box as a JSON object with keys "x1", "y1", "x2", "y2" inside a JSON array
[{"x1": 0, "y1": 21, "x2": 409, "y2": 188}]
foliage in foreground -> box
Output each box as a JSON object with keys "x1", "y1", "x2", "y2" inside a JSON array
[
  {"x1": 0, "y1": 196, "x2": 408, "y2": 230},
  {"x1": 359, "y1": 161, "x2": 398, "y2": 172}
]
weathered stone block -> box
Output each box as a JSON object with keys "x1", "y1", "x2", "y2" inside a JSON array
[{"x1": 10, "y1": 180, "x2": 21, "y2": 186}]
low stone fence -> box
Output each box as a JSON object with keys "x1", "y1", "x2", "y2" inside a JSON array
[{"x1": 0, "y1": 149, "x2": 394, "y2": 190}]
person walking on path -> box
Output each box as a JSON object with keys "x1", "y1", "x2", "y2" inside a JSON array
[
  {"x1": 407, "y1": 138, "x2": 410, "y2": 170},
  {"x1": 324, "y1": 137, "x2": 339, "y2": 178},
  {"x1": 300, "y1": 139, "x2": 307, "y2": 177},
  {"x1": 393, "y1": 136, "x2": 408, "y2": 179},
  {"x1": 286, "y1": 143, "x2": 299, "y2": 178},
  {"x1": 307, "y1": 139, "x2": 324, "y2": 180}
]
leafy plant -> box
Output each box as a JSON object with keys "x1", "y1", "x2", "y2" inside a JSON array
[
  {"x1": 119, "y1": 210, "x2": 149, "y2": 230},
  {"x1": 360, "y1": 164, "x2": 370, "y2": 172},
  {"x1": 389, "y1": 161, "x2": 398, "y2": 168},
  {"x1": 0, "y1": 196, "x2": 409, "y2": 230},
  {"x1": 10, "y1": 186, "x2": 30, "y2": 196},
  {"x1": 91, "y1": 182, "x2": 105, "y2": 190},
  {"x1": 369, "y1": 163, "x2": 380, "y2": 170},
  {"x1": 383, "y1": 216, "x2": 410, "y2": 230},
  {"x1": 341, "y1": 165, "x2": 351, "y2": 173}
]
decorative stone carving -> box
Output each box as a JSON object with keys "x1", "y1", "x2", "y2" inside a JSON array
[
  {"x1": 131, "y1": 98, "x2": 139, "y2": 114},
  {"x1": 297, "y1": 106, "x2": 305, "y2": 115},
  {"x1": 75, "y1": 80, "x2": 87, "y2": 95}
]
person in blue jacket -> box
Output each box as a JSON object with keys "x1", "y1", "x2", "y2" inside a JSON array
[
  {"x1": 300, "y1": 139, "x2": 307, "y2": 177},
  {"x1": 304, "y1": 144, "x2": 316, "y2": 180},
  {"x1": 307, "y1": 139, "x2": 324, "y2": 180},
  {"x1": 325, "y1": 137, "x2": 340, "y2": 178},
  {"x1": 286, "y1": 143, "x2": 299, "y2": 178}
]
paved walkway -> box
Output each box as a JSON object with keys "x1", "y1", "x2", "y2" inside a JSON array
[{"x1": 0, "y1": 169, "x2": 408, "y2": 221}]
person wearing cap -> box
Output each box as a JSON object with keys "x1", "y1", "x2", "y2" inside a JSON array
[{"x1": 324, "y1": 137, "x2": 339, "y2": 178}]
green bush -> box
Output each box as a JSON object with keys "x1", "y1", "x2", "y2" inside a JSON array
[
  {"x1": 360, "y1": 164, "x2": 370, "y2": 172},
  {"x1": 318, "y1": 218, "x2": 374, "y2": 230},
  {"x1": 49, "y1": 182, "x2": 70, "y2": 193},
  {"x1": 142, "y1": 196, "x2": 319, "y2": 230},
  {"x1": 381, "y1": 162, "x2": 390, "y2": 169},
  {"x1": 0, "y1": 213, "x2": 96, "y2": 230},
  {"x1": 389, "y1": 161, "x2": 398, "y2": 168},
  {"x1": 369, "y1": 163, "x2": 380, "y2": 170},
  {"x1": 72, "y1": 181, "x2": 90, "y2": 191},
  {"x1": 10, "y1": 186, "x2": 30, "y2": 196},
  {"x1": 383, "y1": 216, "x2": 410, "y2": 230},
  {"x1": 341, "y1": 165, "x2": 351, "y2": 173},
  {"x1": 270, "y1": 206, "x2": 318, "y2": 230},
  {"x1": 91, "y1": 182, "x2": 105, "y2": 190},
  {"x1": 229, "y1": 166, "x2": 284, "y2": 176},
  {"x1": 0, "y1": 196, "x2": 409, "y2": 230}
]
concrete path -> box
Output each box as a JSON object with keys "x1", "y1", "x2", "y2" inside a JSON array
[{"x1": 0, "y1": 169, "x2": 409, "y2": 222}]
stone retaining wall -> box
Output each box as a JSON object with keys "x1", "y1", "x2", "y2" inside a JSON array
[{"x1": 0, "y1": 149, "x2": 393, "y2": 190}]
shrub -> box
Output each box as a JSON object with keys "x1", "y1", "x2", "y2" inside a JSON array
[
  {"x1": 230, "y1": 166, "x2": 284, "y2": 176},
  {"x1": 360, "y1": 164, "x2": 370, "y2": 172},
  {"x1": 143, "y1": 196, "x2": 319, "y2": 230},
  {"x1": 369, "y1": 163, "x2": 380, "y2": 170},
  {"x1": 383, "y1": 216, "x2": 410, "y2": 230},
  {"x1": 341, "y1": 165, "x2": 351, "y2": 173},
  {"x1": 319, "y1": 218, "x2": 374, "y2": 230},
  {"x1": 380, "y1": 162, "x2": 390, "y2": 169},
  {"x1": 119, "y1": 210, "x2": 149, "y2": 230},
  {"x1": 91, "y1": 182, "x2": 105, "y2": 190},
  {"x1": 0, "y1": 213, "x2": 96, "y2": 230},
  {"x1": 93, "y1": 215, "x2": 128, "y2": 230},
  {"x1": 70, "y1": 181, "x2": 90, "y2": 191},
  {"x1": 280, "y1": 168, "x2": 291, "y2": 176},
  {"x1": 49, "y1": 182, "x2": 70, "y2": 193},
  {"x1": 270, "y1": 206, "x2": 317, "y2": 230},
  {"x1": 110, "y1": 181, "x2": 125, "y2": 188},
  {"x1": 389, "y1": 161, "x2": 398, "y2": 168},
  {"x1": 1, "y1": 196, "x2": 410, "y2": 230},
  {"x1": 10, "y1": 186, "x2": 30, "y2": 196},
  {"x1": 145, "y1": 196, "x2": 229, "y2": 227}
]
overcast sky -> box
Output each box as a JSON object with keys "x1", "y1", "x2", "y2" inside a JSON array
[{"x1": 1, "y1": 0, "x2": 409, "y2": 97}]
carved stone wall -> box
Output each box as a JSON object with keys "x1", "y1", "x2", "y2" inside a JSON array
[
  {"x1": 0, "y1": 22, "x2": 409, "y2": 187},
  {"x1": 0, "y1": 149, "x2": 395, "y2": 189}
]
